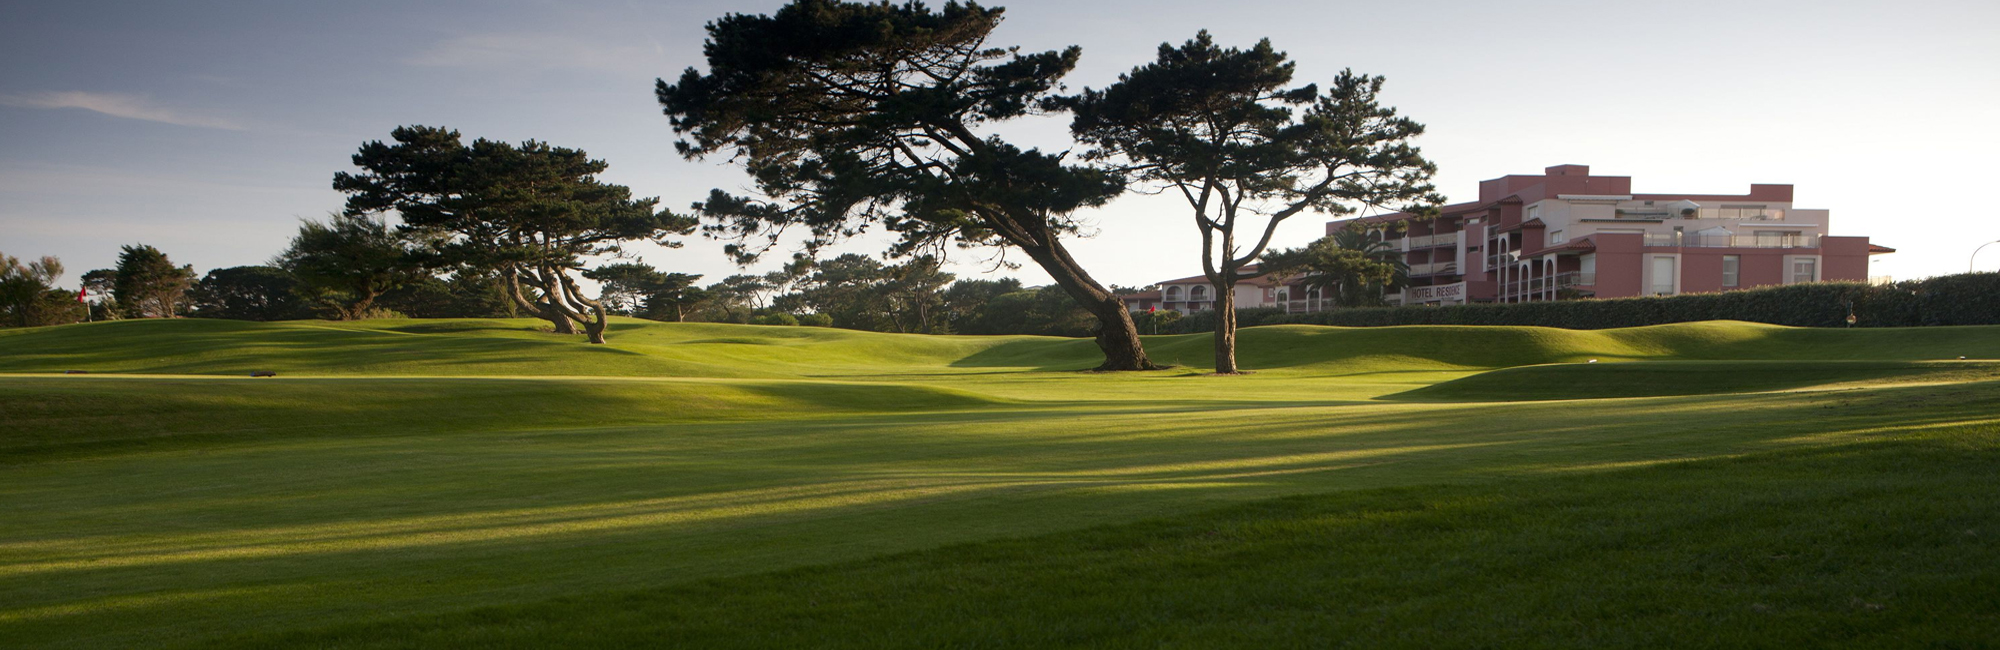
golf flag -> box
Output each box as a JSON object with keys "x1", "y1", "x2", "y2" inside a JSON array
[{"x1": 76, "y1": 287, "x2": 86, "y2": 302}]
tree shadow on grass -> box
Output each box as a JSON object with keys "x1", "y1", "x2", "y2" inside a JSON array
[{"x1": 7, "y1": 379, "x2": 2000, "y2": 648}]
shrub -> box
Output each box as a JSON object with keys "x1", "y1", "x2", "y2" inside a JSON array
[
  {"x1": 1132, "y1": 309, "x2": 1182, "y2": 335},
  {"x1": 1167, "y1": 307, "x2": 1288, "y2": 334},
  {"x1": 797, "y1": 313, "x2": 834, "y2": 327},
  {"x1": 750, "y1": 313, "x2": 801, "y2": 326}
]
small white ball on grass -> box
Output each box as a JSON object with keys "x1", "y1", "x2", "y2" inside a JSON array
[{"x1": 1588, "y1": 359, "x2": 1598, "y2": 363}]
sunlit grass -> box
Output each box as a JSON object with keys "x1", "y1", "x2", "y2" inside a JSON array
[{"x1": 1, "y1": 318, "x2": 1997, "y2": 647}]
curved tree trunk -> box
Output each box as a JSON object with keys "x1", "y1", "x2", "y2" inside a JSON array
[
  {"x1": 1087, "y1": 296, "x2": 1152, "y2": 371},
  {"x1": 506, "y1": 265, "x2": 579, "y2": 335},
  {"x1": 1211, "y1": 275, "x2": 1238, "y2": 374},
  {"x1": 1013, "y1": 236, "x2": 1156, "y2": 371}
]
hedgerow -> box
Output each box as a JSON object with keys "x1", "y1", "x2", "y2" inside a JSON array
[{"x1": 1164, "y1": 272, "x2": 2000, "y2": 331}]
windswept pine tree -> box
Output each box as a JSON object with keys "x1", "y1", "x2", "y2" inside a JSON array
[
  {"x1": 1065, "y1": 32, "x2": 1441, "y2": 373},
  {"x1": 656, "y1": 0, "x2": 1156, "y2": 370},
  {"x1": 333, "y1": 126, "x2": 697, "y2": 343}
]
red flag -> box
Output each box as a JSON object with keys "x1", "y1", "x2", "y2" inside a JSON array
[{"x1": 76, "y1": 287, "x2": 87, "y2": 303}]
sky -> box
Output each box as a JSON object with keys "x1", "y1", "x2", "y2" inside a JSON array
[{"x1": 4, "y1": 0, "x2": 1998, "y2": 290}]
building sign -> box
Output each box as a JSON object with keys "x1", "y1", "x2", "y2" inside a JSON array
[{"x1": 1405, "y1": 282, "x2": 1466, "y2": 303}]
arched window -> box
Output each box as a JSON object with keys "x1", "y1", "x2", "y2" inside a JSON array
[
  {"x1": 1164, "y1": 285, "x2": 1184, "y2": 302},
  {"x1": 1189, "y1": 285, "x2": 1210, "y2": 301}
]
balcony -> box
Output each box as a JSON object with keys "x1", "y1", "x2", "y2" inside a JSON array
[
  {"x1": 1408, "y1": 260, "x2": 1459, "y2": 277},
  {"x1": 1401, "y1": 232, "x2": 1460, "y2": 249},
  {"x1": 1641, "y1": 233, "x2": 1820, "y2": 248},
  {"x1": 1695, "y1": 208, "x2": 1785, "y2": 221},
  {"x1": 1555, "y1": 271, "x2": 1595, "y2": 287},
  {"x1": 1612, "y1": 208, "x2": 1786, "y2": 221}
]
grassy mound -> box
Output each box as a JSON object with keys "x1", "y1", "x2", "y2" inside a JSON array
[
  {"x1": 1388, "y1": 360, "x2": 2000, "y2": 402},
  {"x1": 3, "y1": 318, "x2": 1995, "y2": 380},
  {"x1": 0, "y1": 376, "x2": 1009, "y2": 461},
  {"x1": 0, "y1": 318, "x2": 1104, "y2": 378},
  {"x1": 4, "y1": 317, "x2": 2000, "y2": 648}
]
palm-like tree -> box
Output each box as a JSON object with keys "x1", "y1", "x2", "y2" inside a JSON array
[{"x1": 1263, "y1": 225, "x2": 1407, "y2": 307}]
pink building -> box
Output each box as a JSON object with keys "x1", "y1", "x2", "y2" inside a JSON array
[
  {"x1": 1119, "y1": 265, "x2": 1330, "y2": 314},
  {"x1": 1328, "y1": 165, "x2": 1895, "y2": 305}
]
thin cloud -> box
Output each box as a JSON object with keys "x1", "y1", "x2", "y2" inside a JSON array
[
  {"x1": 406, "y1": 32, "x2": 658, "y2": 72},
  {"x1": 0, "y1": 91, "x2": 245, "y2": 130}
]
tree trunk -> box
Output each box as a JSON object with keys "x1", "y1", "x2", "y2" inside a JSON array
[
  {"x1": 1212, "y1": 276, "x2": 1238, "y2": 374},
  {"x1": 506, "y1": 265, "x2": 579, "y2": 335},
  {"x1": 545, "y1": 306, "x2": 578, "y2": 334},
  {"x1": 1012, "y1": 238, "x2": 1155, "y2": 371},
  {"x1": 1087, "y1": 295, "x2": 1152, "y2": 371},
  {"x1": 345, "y1": 290, "x2": 378, "y2": 321}
]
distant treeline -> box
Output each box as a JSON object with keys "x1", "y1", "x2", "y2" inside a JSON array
[
  {"x1": 14, "y1": 241, "x2": 1994, "y2": 335},
  {"x1": 0, "y1": 244, "x2": 1135, "y2": 337}
]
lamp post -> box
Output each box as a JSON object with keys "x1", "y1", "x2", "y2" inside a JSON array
[{"x1": 1973, "y1": 240, "x2": 2000, "y2": 273}]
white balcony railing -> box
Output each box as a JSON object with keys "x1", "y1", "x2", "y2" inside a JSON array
[
  {"x1": 1408, "y1": 260, "x2": 1459, "y2": 277},
  {"x1": 1613, "y1": 208, "x2": 1786, "y2": 221},
  {"x1": 1641, "y1": 233, "x2": 1819, "y2": 248},
  {"x1": 1555, "y1": 272, "x2": 1595, "y2": 287},
  {"x1": 1401, "y1": 232, "x2": 1461, "y2": 249}
]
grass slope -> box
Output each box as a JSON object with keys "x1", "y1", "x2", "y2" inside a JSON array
[
  {"x1": 0, "y1": 317, "x2": 1100, "y2": 378},
  {"x1": 237, "y1": 425, "x2": 2000, "y2": 649},
  {"x1": 1390, "y1": 360, "x2": 2000, "y2": 402},
  {"x1": 1, "y1": 318, "x2": 1996, "y2": 648}
]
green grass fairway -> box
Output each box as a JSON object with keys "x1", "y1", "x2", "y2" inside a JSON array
[{"x1": 2, "y1": 318, "x2": 1996, "y2": 648}]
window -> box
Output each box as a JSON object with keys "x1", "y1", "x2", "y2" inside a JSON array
[
  {"x1": 1164, "y1": 286, "x2": 1184, "y2": 302},
  {"x1": 1549, "y1": 230, "x2": 1565, "y2": 244},
  {"x1": 1651, "y1": 256, "x2": 1677, "y2": 295},
  {"x1": 1722, "y1": 255, "x2": 1740, "y2": 287},
  {"x1": 1792, "y1": 258, "x2": 1817, "y2": 284},
  {"x1": 1527, "y1": 205, "x2": 1540, "y2": 221},
  {"x1": 1189, "y1": 285, "x2": 1209, "y2": 301}
]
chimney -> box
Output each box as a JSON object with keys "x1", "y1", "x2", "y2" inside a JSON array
[{"x1": 1545, "y1": 164, "x2": 1591, "y2": 176}]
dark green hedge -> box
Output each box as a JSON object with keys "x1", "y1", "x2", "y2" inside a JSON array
[{"x1": 1170, "y1": 273, "x2": 2000, "y2": 331}]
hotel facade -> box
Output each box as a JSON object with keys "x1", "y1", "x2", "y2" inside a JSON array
[
  {"x1": 1119, "y1": 264, "x2": 1330, "y2": 314},
  {"x1": 1124, "y1": 164, "x2": 1892, "y2": 314},
  {"x1": 1326, "y1": 164, "x2": 1892, "y2": 306}
]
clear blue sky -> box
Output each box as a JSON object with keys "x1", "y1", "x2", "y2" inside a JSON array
[{"x1": 4, "y1": 0, "x2": 1996, "y2": 288}]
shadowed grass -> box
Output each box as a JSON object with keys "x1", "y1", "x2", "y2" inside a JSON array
[
  {"x1": 1, "y1": 318, "x2": 1997, "y2": 648},
  {"x1": 226, "y1": 425, "x2": 2000, "y2": 649}
]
